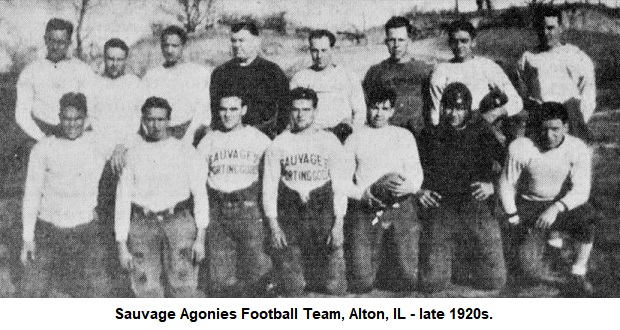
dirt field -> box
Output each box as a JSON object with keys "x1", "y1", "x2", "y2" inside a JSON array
[{"x1": 1, "y1": 33, "x2": 620, "y2": 298}]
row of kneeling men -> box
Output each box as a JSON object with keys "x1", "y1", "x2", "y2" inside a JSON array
[{"x1": 19, "y1": 84, "x2": 597, "y2": 297}]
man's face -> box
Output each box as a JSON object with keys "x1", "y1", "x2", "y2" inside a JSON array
[
  {"x1": 385, "y1": 27, "x2": 410, "y2": 61},
  {"x1": 161, "y1": 34, "x2": 183, "y2": 65},
  {"x1": 142, "y1": 107, "x2": 170, "y2": 141},
  {"x1": 231, "y1": 29, "x2": 259, "y2": 62},
  {"x1": 44, "y1": 29, "x2": 71, "y2": 63},
  {"x1": 369, "y1": 100, "x2": 395, "y2": 128},
  {"x1": 219, "y1": 96, "x2": 246, "y2": 131},
  {"x1": 448, "y1": 30, "x2": 475, "y2": 62},
  {"x1": 538, "y1": 16, "x2": 562, "y2": 49},
  {"x1": 290, "y1": 99, "x2": 316, "y2": 132},
  {"x1": 309, "y1": 36, "x2": 333, "y2": 70},
  {"x1": 104, "y1": 47, "x2": 127, "y2": 79},
  {"x1": 442, "y1": 106, "x2": 470, "y2": 129},
  {"x1": 59, "y1": 106, "x2": 86, "y2": 140},
  {"x1": 538, "y1": 118, "x2": 568, "y2": 150}
]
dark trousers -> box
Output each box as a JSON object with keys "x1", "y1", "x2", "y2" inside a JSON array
[
  {"x1": 516, "y1": 199, "x2": 598, "y2": 281},
  {"x1": 20, "y1": 218, "x2": 112, "y2": 297},
  {"x1": 271, "y1": 182, "x2": 346, "y2": 296},
  {"x1": 127, "y1": 207, "x2": 199, "y2": 297},
  {"x1": 200, "y1": 184, "x2": 271, "y2": 297},
  {"x1": 345, "y1": 198, "x2": 420, "y2": 293},
  {"x1": 419, "y1": 198, "x2": 506, "y2": 293}
]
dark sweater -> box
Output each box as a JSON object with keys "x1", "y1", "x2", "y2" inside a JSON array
[
  {"x1": 210, "y1": 57, "x2": 289, "y2": 136},
  {"x1": 363, "y1": 58, "x2": 433, "y2": 135},
  {"x1": 418, "y1": 119, "x2": 505, "y2": 200}
]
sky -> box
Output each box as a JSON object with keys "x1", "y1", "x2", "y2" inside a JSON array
[{"x1": 1, "y1": 0, "x2": 619, "y2": 51}]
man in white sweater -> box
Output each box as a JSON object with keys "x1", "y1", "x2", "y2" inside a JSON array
[
  {"x1": 142, "y1": 26, "x2": 211, "y2": 144},
  {"x1": 115, "y1": 97, "x2": 209, "y2": 297},
  {"x1": 290, "y1": 29, "x2": 366, "y2": 142},
  {"x1": 15, "y1": 18, "x2": 95, "y2": 141},
  {"x1": 263, "y1": 87, "x2": 348, "y2": 296},
  {"x1": 20, "y1": 92, "x2": 112, "y2": 297},
  {"x1": 429, "y1": 20, "x2": 522, "y2": 127},
  {"x1": 343, "y1": 88, "x2": 423, "y2": 293},
  {"x1": 517, "y1": 6, "x2": 596, "y2": 142},
  {"x1": 499, "y1": 102, "x2": 598, "y2": 296},
  {"x1": 196, "y1": 93, "x2": 272, "y2": 297}
]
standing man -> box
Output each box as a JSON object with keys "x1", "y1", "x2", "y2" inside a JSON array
[
  {"x1": 115, "y1": 97, "x2": 209, "y2": 298},
  {"x1": 517, "y1": 6, "x2": 596, "y2": 142},
  {"x1": 417, "y1": 83, "x2": 507, "y2": 293},
  {"x1": 91, "y1": 38, "x2": 142, "y2": 147},
  {"x1": 196, "y1": 93, "x2": 272, "y2": 297},
  {"x1": 499, "y1": 102, "x2": 597, "y2": 296},
  {"x1": 363, "y1": 16, "x2": 433, "y2": 137},
  {"x1": 344, "y1": 88, "x2": 424, "y2": 293},
  {"x1": 15, "y1": 18, "x2": 95, "y2": 141},
  {"x1": 429, "y1": 20, "x2": 522, "y2": 127},
  {"x1": 290, "y1": 29, "x2": 366, "y2": 142},
  {"x1": 263, "y1": 87, "x2": 348, "y2": 296},
  {"x1": 142, "y1": 26, "x2": 211, "y2": 144},
  {"x1": 210, "y1": 22, "x2": 289, "y2": 138},
  {"x1": 20, "y1": 92, "x2": 112, "y2": 297}
]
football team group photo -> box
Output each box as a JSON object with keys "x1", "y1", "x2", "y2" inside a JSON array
[{"x1": 0, "y1": 0, "x2": 617, "y2": 298}]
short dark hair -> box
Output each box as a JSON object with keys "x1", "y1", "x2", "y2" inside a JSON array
[
  {"x1": 538, "y1": 102, "x2": 569, "y2": 124},
  {"x1": 219, "y1": 92, "x2": 247, "y2": 108},
  {"x1": 309, "y1": 29, "x2": 336, "y2": 47},
  {"x1": 45, "y1": 18, "x2": 73, "y2": 38},
  {"x1": 289, "y1": 87, "x2": 318, "y2": 108},
  {"x1": 161, "y1": 25, "x2": 187, "y2": 45},
  {"x1": 367, "y1": 88, "x2": 397, "y2": 108},
  {"x1": 441, "y1": 82, "x2": 472, "y2": 110},
  {"x1": 384, "y1": 16, "x2": 414, "y2": 37},
  {"x1": 59, "y1": 92, "x2": 87, "y2": 115},
  {"x1": 447, "y1": 20, "x2": 477, "y2": 40},
  {"x1": 533, "y1": 6, "x2": 563, "y2": 32},
  {"x1": 231, "y1": 22, "x2": 259, "y2": 36},
  {"x1": 104, "y1": 38, "x2": 129, "y2": 56},
  {"x1": 141, "y1": 96, "x2": 172, "y2": 119}
]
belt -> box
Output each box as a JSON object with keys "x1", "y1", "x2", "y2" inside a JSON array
[{"x1": 131, "y1": 198, "x2": 191, "y2": 221}]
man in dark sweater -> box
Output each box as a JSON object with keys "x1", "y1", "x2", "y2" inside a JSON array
[
  {"x1": 362, "y1": 16, "x2": 433, "y2": 137},
  {"x1": 210, "y1": 22, "x2": 289, "y2": 138},
  {"x1": 417, "y1": 82, "x2": 507, "y2": 293}
]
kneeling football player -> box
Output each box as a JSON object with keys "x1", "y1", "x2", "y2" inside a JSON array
[
  {"x1": 343, "y1": 88, "x2": 424, "y2": 293},
  {"x1": 196, "y1": 93, "x2": 272, "y2": 297},
  {"x1": 263, "y1": 87, "x2": 348, "y2": 296},
  {"x1": 417, "y1": 82, "x2": 507, "y2": 293}
]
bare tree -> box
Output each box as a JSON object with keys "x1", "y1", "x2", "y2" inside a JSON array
[
  {"x1": 72, "y1": 0, "x2": 101, "y2": 60},
  {"x1": 476, "y1": 0, "x2": 493, "y2": 12},
  {"x1": 176, "y1": 0, "x2": 218, "y2": 33}
]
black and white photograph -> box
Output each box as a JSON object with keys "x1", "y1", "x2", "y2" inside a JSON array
[{"x1": 0, "y1": 0, "x2": 619, "y2": 305}]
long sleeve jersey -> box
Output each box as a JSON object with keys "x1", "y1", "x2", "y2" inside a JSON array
[
  {"x1": 115, "y1": 137, "x2": 209, "y2": 242},
  {"x1": 15, "y1": 57, "x2": 96, "y2": 141},
  {"x1": 22, "y1": 132, "x2": 114, "y2": 242},
  {"x1": 517, "y1": 44, "x2": 596, "y2": 122},
  {"x1": 498, "y1": 135, "x2": 592, "y2": 214},
  {"x1": 90, "y1": 73, "x2": 143, "y2": 144},
  {"x1": 344, "y1": 125, "x2": 423, "y2": 200},
  {"x1": 197, "y1": 126, "x2": 271, "y2": 193},
  {"x1": 210, "y1": 57, "x2": 289, "y2": 133},
  {"x1": 418, "y1": 120, "x2": 505, "y2": 198},
  {"x1": 142, "y1": 62, "x2": 212, "y2": 128},
  {"x1": 262, "y1": 129, "x2": 348, "y2": 219},
  {"x1": 429, "y1": 56, "x2": 523, "y2": 125},
  {"x1": 290, "y1": 64, "x2": 366, "y2": 129},
  {"x1": 363, "y1": 58, "x2": 433, "y2": 134}
]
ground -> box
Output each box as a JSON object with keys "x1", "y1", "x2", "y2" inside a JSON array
[{"x1": 1, "y1": 32, "x2": 620, "y2": 298}]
